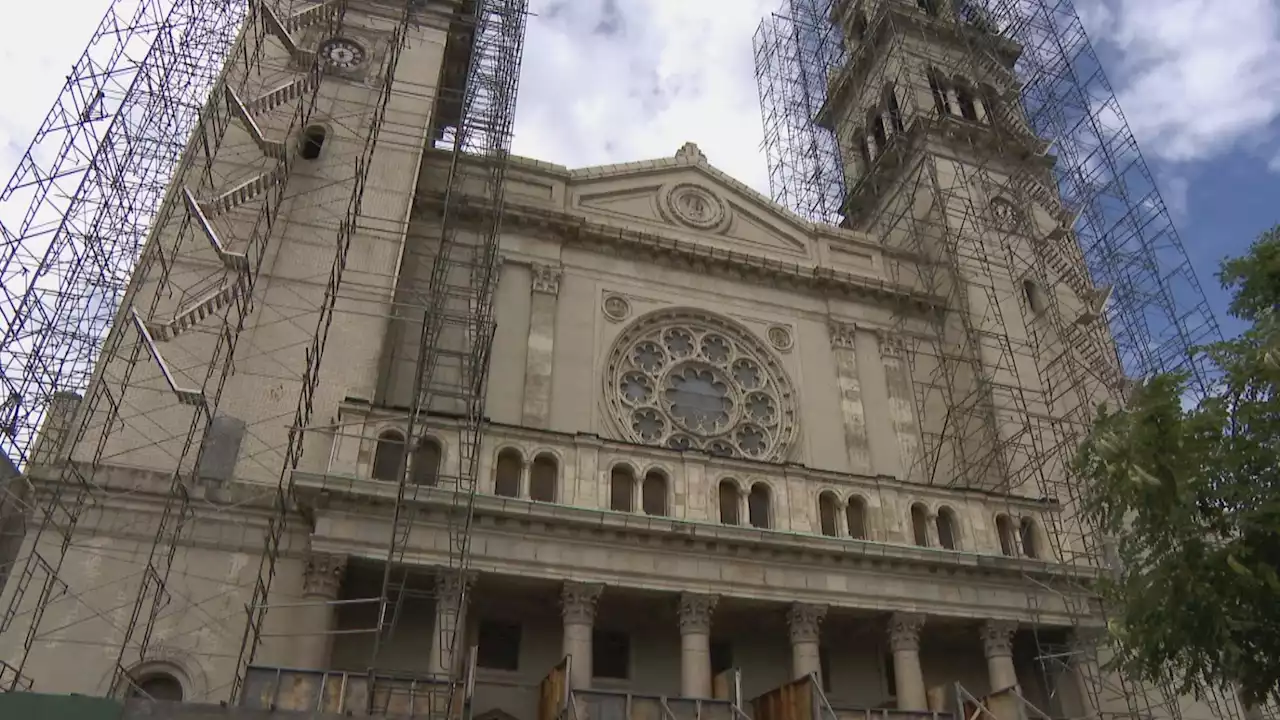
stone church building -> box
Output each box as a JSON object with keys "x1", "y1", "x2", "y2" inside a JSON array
[{"x1": 0, "y1": 0, "x2": 1226, "y2": 719}]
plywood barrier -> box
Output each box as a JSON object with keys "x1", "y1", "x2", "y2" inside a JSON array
[
  {"x1": 752, "y1": 675, "x2": 818, "y2": 720},
  {"x1": 540, "y1": 656, "x2": 572, "y2": 720}
]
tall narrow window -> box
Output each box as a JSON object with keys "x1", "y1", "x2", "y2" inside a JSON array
[
  {"x1": 872, "y1": 114, "x2": 888, "y2": 150},
  {"x1": 719, "y1": 480, "x2": 740, "y2": 525},
  {"x1": 818, "y1": 492, "x2": 839, "y2": 537},
  {"x1": 610, "y1": 466, "x2": 635, "y2": 512},
  {"x1": 372, "y1": 430, "x2": 404, "y2": 482},
  {"x1": 1020, "y1": 518, "x2": 1039, "y2": 559},
  {"x1": 858, "y1": 132, "x2": 872, "y2": 170},
  {"x1": 846, "y1": 496, "x2": 868, "y2": 540},
  {"x1": 593, "y1": 630, "x2": 630, "y2": 679},
  {"x1": 494, "y1": 448, "x2": 521, "y2": 498},
  {"x1": 529, "y1": 454, "x2": 557, "y2": 502},
  {"x1": 411, "y1": 437, "x2": 442, "y2": 486},
  {"x1": 748, "y1": 483, "x2": 771, "y2": 530},
  {"x1": 916, "y1": 0, "x2": 937, "y2": 15},
  {"x1": 642, "y1": 470, "x2": 668, "y2": 516},
  {"x1": 936, "y1": 506, "x2": 958, "y2": 550},
  {"x1": 299, "y1": 125, "x2": 326, "y2": 160},
  {"x1": 476, "y1": 620, "x2": 521, "y2": 671},
  {"x1": 928, "y1": 71, "x2": 949, "y2": 116},
  {"x1": 996, "y1": 514, "x2": 1016, "y2": 556},
  {"x1": 956, "y1": 80, "x2": 978, "y2": 121},
  {"x1": 910, "y1": 503, "x2": 930, "y2": 547},
  {"x1": 1023, "y1": 279, "x2": 1046, "y2": 314},
  {"x1": 883, "y1": 86, "x2": 904, "y2": 133}
]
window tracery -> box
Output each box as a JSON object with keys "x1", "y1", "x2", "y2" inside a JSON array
[{"x1": 604, "y1": 310, "x2": 798, "y2": 461}]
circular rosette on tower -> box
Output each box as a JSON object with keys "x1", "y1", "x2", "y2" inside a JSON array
[{"x1": 604, "y1": 309, "x2": 798, "y2": 461}]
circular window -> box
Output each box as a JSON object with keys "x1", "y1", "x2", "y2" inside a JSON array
[{"x1": 605, "y1": 309, "x2": 798, "y2": 460}]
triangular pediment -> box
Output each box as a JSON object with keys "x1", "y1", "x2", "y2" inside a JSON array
[{"x1": 567, "y1": 143, "x2": 818, "y2": 262}]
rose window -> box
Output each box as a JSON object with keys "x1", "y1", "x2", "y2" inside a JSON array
[{"x1": 605, "y1": 310, "x2": 798, "y2": 461}]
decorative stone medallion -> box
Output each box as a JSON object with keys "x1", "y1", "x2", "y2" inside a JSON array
[
  {"x1": 661, "y1": 183, "x2": 727, "y2": 231},
  {"x1": 318, "y1": 37, "x2": 367, "y2": 71},
  {"x1": 767, "y1": 324, "x2": 794, "y2": 352},
  {"x1": 603, "y1": 308, "x2": 799, "y2": 461},
  {"x1": 989, "y1": 197, "x2": 1021, "y2": 231},
  {"x1": 602, "y1": 293, "x2": 631, "y2": 322}
]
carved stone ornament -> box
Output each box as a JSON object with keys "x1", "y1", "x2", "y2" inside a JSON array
[
  {"x1": 677, "y1": 593, "x2": 718, "y2": 635},
  {"x1": 603, "y1": 308, "x2": 799, "y2": 461},
  {"x1": 877, "y1": 330, "x2": 907, "y2": 359},
  {"x1": 531, "y1": 262, "x2": 563, "y2": 295},
  {"x1": 661, "y1": 183, "x2": 727, "y2": 231},
  {"x1": 888, "y1": 612, "x2": 926, "y2": 652},
  {"x1": 989, "y1": 197, "x2": 1022, "y2": 231},
  {"x1": 787, "y1": 603, "x2": 828, "y2": 644},
  {"x1": 767, "y1": 325, "x2": 794, "y2": 352},
  {"x1": 827, "y1": 321, "x2": 858, "y2": 350},
  {"x1": 561, "y1": 581, "x2": 604, "y2": 625},
  {"x1": 675, "y1": 142, "x2": 708, "y2": 164},
  {"x1": 302, "y1": 552, "x2": 348, "y2": 599},
  {"x1": 603, "y1": 293, "x2": 632, "y2": 322},
  {"x1": 435, "y1": 569, "x2": 476, "y2": 603},
  {"x1": 981, "y1": 619, "x2": 1018, "y2": 658}
]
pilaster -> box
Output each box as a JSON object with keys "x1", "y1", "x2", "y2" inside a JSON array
[
  {"x1": 877, "y1": 330, "x2": 922, "y2": 483},
  {"x1": 828, "y1": 320, "x2": 872, "y2": 473},
  {"x1": 522, "y1": 262, "x2": 562, "y2": 428}
]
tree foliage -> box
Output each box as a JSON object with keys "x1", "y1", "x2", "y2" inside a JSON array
[{"x1": 1076, "y1": 225, "x2": 1280, "y2": 707}]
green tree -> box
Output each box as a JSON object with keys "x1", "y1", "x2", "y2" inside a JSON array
[{"x1": 1076, "y1": 225, "x2": 1280, "y2": 707}]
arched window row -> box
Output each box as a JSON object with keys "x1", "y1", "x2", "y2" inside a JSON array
[
  {"x1": 908, "y1": 501, "x2": 959, "y2": 550},
  {"x1": 817, "y1": 490, "x2": 870, "y2": 540},
  {"x1": 851, "y1": 84, "x2": 906, "y2": 180},
  {"x1": 609, "y1": 463, "x2": 671, "y2": 517},
  {"x1": 491, "y1": 447, "x2": 560, "y2": 503},
  {"x1": 996, "y1": 513, "x2": 1040, "y2": 559},
  {"x1": 372, "y1": 428, "x2": 444, "y2": 487},
  {"x1": 927, "y1": 68, "x2": 1002, "y2": 126},
  {"x1": 717, "y1": 479, "x2": 772, "y2": 530}
]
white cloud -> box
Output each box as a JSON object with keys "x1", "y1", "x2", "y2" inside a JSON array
[
  {"x1": 1077, "y1": 0, "x2": 1280, "y2": 164},
  {"x1": 513, "y1": 0, "x2": 777, "y2": 194}
]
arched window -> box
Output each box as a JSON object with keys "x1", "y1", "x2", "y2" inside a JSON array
[
  {"x1": 1020, "y1": 517, "x2": 1039, "y2": 559},
  {"x1": 916, "y1": 0, "x2": 937, "y2": 15},
  {"x1": 928, "y1": 71, "x2": 949, "y2": 116},
  {"x1": 300, "y1": 125, "x2": 326, "y2": 160},
  {"x1": 642, "y1": 470, "x2": 668, "y2": 516},
  {"x1": 818, "y1": 492, "x2": 840, "y2": 537},
  {"x1": 748, "y1": 483, "x2": 772, "y2": 530},
  {"x1": 883, "y1": 86, "x2": 904, "y2": 133},
  {"x1": 411, "y1": 437, "x2": 442, "y2": 486},
  {"x1": 936, "y1": 506, "x2": 958, "y2": 550},
  {"x1": 847, "y1": 496, "x2": 868, "y2": 540},
  {"x1": 372, "y1": 430, "x2": 404, "y2": 482},
  {"x1": 494, "y1": 448, "x2": 522, "y2": 498},
  {"x1": 719, "y1": 480, "x2": 740, "y2": 525},
  {"x1": 980, "y1": 84, "x2": 1000, "y2": 124},
  {"x1": 955, "y1": 80, "x2": 978, "y2": 122},
  {"x1": 610, "y1": 465, "x2": 635, "y2": 512},
  {"x1": 529, "y1": 454, "x2": 557, "y2": 502},
  {"x1": 1023, "y1": 279, "x2": 1046, "y2": 314},
  {"x1": 996, "y1": 514, "x2": 1016, "y2": 556},
  {"x1": 872, "y1": 114, "x2": 888, "y2": 150},
  {"x1": 910, "y1": 503, "x2": 930, "y2": 547},
  {"x1": 129, "y1": 672, "x2": 184, "y2": 701}
]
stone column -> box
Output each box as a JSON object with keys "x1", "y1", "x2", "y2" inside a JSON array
[
  {"x1": 561, "y1": 581, "x2": 603, "y2": 690},
  {"x1": 522, "y1": 262, "x2": 562, "y2": 428},
  {"x1": 889, "y1": 612, "x2": 927, "y2": 711},
  {"x1": 295, "y1": 552, "x2": 346, "y2": 670},
  {"x1": 878, "y1": 331, "x2": 921, "y2": 483},
  {"x1": 678, "y1": 593, "x2": 718, "y2": 698},
  {"x1": 981, "y1": 620, "x2": 1020, "y2": 693},
  {"x1": 429, "y1": 570, "x2": 474, "y2": 677},
  {"x1": 788, "y1": 603, "x2": 827, "y2": 680},
  {"x1": 828, "y1": 321, "x2": 873, "y2": 474}
]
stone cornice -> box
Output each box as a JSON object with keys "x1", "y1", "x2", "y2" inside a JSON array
[{"x1": 291, "y1": 470, "x2": 1089, "y2": 587}]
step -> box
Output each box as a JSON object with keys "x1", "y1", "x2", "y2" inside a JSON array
[
  {"x1": 131, "y1": 309, "x2": 206, "y2": 407},
  {"x1": 145, "y1": 277, "x2": 246, "y2": 342},
  {"x1": 246, "y1": 74, "x2": 319, "y2": 116},
  {"x1": 183, "y1": 187, "x2": 249, "y2": 271},
  {"x1": 225, "y1": 85, "x2": 286, "y2": 159},
  {"x1": 202, "y1": 165, "x2": 287, "y2": 216}
]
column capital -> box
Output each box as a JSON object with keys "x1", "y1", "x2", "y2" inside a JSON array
[
  {"x1": 787, "y1": 603, "x2": 827, "y2": 644},
  {"x1": 888, "y1": 612, "x2": 926, "y2": 652},
  {"x1": 981, "y1": 620, "x2": 1018, "y2": 658},
  {"x1": 827, "y1": 320, "x2": 858, "y2": 350},
  {"x1": 677, "y1": 593, "x2": 718, "y2": 635},
  {"x1": 561, "y1": 581, "x2": 604, "y2": 625},
  {"x1": 531, "y1": 262, "x2": 563, "y2": 295},
  {"x1": 434, "y1": 569, "x2": 476, "y2": 601},
  {"x1": 877, "y1": 330, "x2": 907, "y2": 359},
  {"x1": 302, "y1": 552, "x2": 347, "y2": 599}
]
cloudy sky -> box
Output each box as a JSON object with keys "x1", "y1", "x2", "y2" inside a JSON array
[{"x1": 2, "y1": 0, "x2": 1279, "y2": 336}]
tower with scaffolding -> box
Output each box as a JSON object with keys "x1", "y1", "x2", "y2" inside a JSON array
[{"x1": 755, "y1": 0, "x2": 1231, "y2": 719}]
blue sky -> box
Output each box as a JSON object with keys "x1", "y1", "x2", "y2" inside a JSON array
[{"x1": 3, "y1": 0, "x2": 1278, "y2": 339}]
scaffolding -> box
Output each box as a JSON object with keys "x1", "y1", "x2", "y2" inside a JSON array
[
  {"x1": 755, "y1": 1, "x2": 1229, "y2": 720},
  {"x1": 0, "y1": 0, "x2": 526, "y2": 710}
]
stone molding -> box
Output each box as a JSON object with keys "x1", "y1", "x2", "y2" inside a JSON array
[
  {"x1": 889, "y1": 612, "x2": 926, "y2": 652},
  {"x1": 530, "y1": 262, "x2": 563, "y2": 295},
  {"x1": 561, "y1": 581, "x2": 604, "y2": 625},
  {"x1": 302, "y1": 552, "x2": 347, "y2": 599},
  {"x1": 787, "y1": 602, "x2": 828, "y2": 644},
  {"x1": 677, "y1": 593, "x2": 718, "y2": 635},
  {"x1": 828, "y1": 320, "x2": 858, "y2": 350},
  {"x1": 981, "y1": 619, "x2": 1018, "y2": 658}
]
